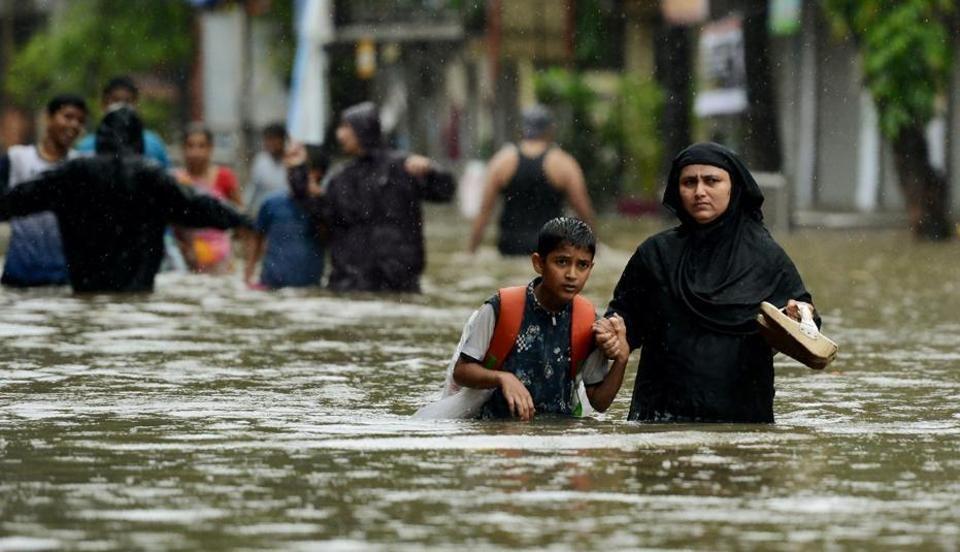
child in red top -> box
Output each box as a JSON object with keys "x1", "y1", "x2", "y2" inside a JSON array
[{"x1": 173, "y1": 124, "x2": 243, "y2": 273}]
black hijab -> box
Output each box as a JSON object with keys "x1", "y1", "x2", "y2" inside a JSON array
[
  {"x1": 663, "y1": 142, "x2": 794, "y2": 334},
  {"x1": 341, "y1": 102, "x2": 383, "y2": 153}
]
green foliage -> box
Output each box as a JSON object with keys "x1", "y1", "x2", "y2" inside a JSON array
[
  {"x1": 609, "y1": 76, "x2": 664, "y2": 196},
  {"x1": 573, "y1": 0, "x2": 622, "y2": 69},
  {"x1": 260, "y1": 0, "x2": 296, "y2": 86},
  {"x1": 5, "y1": 0, "x2": 194, "y2": 136},
  {"x1": 534, "y1": 68, "x2": 665, "y2": 203},
  {"x1": 534, "y1": 68, "x2": 608, "y2": 202},
  {"x1": 534, "y1": 68, "x2": 597, "y2": 115},
  {"x1": 821, "y1": 0, "x2": 953, "y2": 138}
]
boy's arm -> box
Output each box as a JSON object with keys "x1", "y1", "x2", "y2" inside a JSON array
[
  {"x1": 584, "y1": 354, "x2": 628, "y2": 413},
  {"x1": 452, "y1": 302, "x2": 536, "y2": 420},
  {"x1": 585, "y1": 315, "x2": 630, "y2": 412},
  {"x1": 244, "y1": 200, "x2": 273, "y2": 285},
  {"x1": 244, "y1": 233, "x2": 265, "y2": 285},
  {"x1": 453, "y1": 357, "x2": 535, "y2": 421}
]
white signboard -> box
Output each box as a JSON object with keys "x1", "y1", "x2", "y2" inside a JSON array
[{"x1": 694, "y1": 16, "x2": 748, "y2": 117}]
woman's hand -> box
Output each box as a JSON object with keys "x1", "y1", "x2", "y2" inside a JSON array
[
  {"x1": 404, "y1": 154, "x2": 432, "y2": 178},
  {"x1": 497, "y1": 372, "x2": 535, "y2": 421},
  {"x1": 594, "y1": 314, "x2": 629, "y2": 363},
  {"x1": 784, "y1": 299, "x2": 814, "y2": 322},
  {"x1": 307, "y1": 178, "x2": 324, "y2": 198}
]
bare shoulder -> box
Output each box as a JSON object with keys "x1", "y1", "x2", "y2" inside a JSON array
[
  {"x1": 489, "y1": 144, "x2": 518, "y2": 166},
  {"x1": 545, "y1": 147, "x2": 579, "y2": 168},
  {"x1": 487, "y1": 145, "x2": 519, "y2": 183},
  {"x1": 544, "y1": 147, "x2": 583, "y2": 186}
]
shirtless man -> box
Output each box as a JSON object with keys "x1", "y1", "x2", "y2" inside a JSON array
[{"x1": 468, "y1": 104, "x2": 596, "y2": 255}]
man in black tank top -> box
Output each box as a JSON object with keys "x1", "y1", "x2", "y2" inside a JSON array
[{"x1": 468, "y1": 105, "x2": 596, "y2": 256}]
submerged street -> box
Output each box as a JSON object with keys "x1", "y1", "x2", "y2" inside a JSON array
[{"x1": 1, "y1": 207, "x2": 958, "y2": 550}]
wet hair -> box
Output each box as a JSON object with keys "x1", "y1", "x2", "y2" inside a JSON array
[
  {"x1": 46, "y1": 94, "x2": 88, "y2": 116},
  {"x1": 305, "y1": 144, "x2": 329, "y2": 174},
  {"x1": 102, "y1": 76, "x2": 138, "y2": 101},
  {"x1": 95, "y1": 106, "x2": 144, "y2": 156},
  {"x1": 183, "y1": 122, "x2": 213, "y2": 145},
  {"x1": 262, "y1": 122, "x2": 287, "y2": 140},
  {"x1": 537, "y1": 217, "x2": 596, "y2": 258}
]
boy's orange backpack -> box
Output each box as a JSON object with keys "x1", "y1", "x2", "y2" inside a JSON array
[{"x1": 482, "y1": 286, "x2": 596, "y2": 378}]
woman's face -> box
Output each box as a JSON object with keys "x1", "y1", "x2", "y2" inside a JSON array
[
  {"x1": 336, "y1": 122, "x2": 362, "y2": 155},
  {"x1": 184, "y1": 132, "x2": 212, "y2": 168},
  {"x1": 678, "y1": 164, "x2": 732, "y2": 224}
]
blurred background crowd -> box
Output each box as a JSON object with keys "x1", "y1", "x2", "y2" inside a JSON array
[{"x1": 1, "y1": 0, "x2": 958, "y2": 243}]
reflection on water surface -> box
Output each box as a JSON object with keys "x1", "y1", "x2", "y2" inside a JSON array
[{"x1": 1, "y1": 208, "x2": 959, "y2": 550}]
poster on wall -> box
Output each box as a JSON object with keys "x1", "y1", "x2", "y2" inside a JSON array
[{"x1": 694, "y1": 15, "x2": 748, "y2": 117}]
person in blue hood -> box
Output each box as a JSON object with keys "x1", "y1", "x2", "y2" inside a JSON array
[
  {"x1": 303, "y1": 102, "x2": 454, "y2": 292},
  {"x1": 0, "y1": 106, "x2": 252, "y2": 293}
]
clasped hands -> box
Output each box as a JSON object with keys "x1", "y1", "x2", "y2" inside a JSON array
[
  {"x1": 498, "y1": 314, "x2": 629, "y2": 422},
  {"x1": 594, "y1": 314, "x2": 630, "y2": 363}
]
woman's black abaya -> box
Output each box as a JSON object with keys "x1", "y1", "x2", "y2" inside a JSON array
[{"x1": 608, "y1": 143, "x2": 817, "y2": 423}]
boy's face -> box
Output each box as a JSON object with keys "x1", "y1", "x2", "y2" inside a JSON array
[
  {"x1": 263, "y1": 134, "x2": 285, "y2": 158},
  {"x1": 47, "y1": 105, "x2": 87, "y2": 150},
  {"x1": 532, "y1": 242, "x2": 595, "y2": 307}
]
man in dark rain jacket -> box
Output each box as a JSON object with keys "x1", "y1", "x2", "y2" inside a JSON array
[
  {"x1": 309, "y1": 102, "x2": 454, "y2": 292},
  {"x1": 0, "y1": 106, "x2": 252, "y2": 293}
]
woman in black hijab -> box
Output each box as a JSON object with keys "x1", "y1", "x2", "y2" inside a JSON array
[{"x1": 603, "y1": 142, "x2": 818, "y2": 423}]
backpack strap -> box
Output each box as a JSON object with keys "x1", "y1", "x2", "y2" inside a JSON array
[
  {"x1": 482, "y1": 286, "x2": 526, "y2": 371},
  {"x1": 569, "y1": 295, "x2": 597, "y2": 378},
  {"x1": 483, "y1": 287, "x2": 595, "y2": 378}
]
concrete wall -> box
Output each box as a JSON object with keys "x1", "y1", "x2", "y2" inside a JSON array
[
  {"x1": 813, "y1": 27, "x2": 861, "y2": 210},
  {"x1": 773, "y1": 3, "x2": 925, "y2": 220}
]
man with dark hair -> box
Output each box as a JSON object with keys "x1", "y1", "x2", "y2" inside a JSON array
[
  {"x1": 245, "y1": 122, "x2": 288, "y2": 216},
  {"x1": 469, "y1": 104, "x2": 597, "y2": 256},
  {"x1": 74, "y1": 75, "x2": 170, "y2": 168},
  {"x1": 0, "y1": 93, "x2": 88, "y2": 287},
  {"x1": 0, "y1": 107, "x2": 252, "y2": 293}
]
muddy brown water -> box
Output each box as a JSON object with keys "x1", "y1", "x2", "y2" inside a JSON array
[{"x1": 1, "y1": 208, "x2": 958, "y2": 550}]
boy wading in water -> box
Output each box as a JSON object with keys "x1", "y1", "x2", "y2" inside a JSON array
[{"x1": 452, "y1": 218, "x2": 630, "y2": 420}]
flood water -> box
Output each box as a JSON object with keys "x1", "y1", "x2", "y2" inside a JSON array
[{"x1": 1, "y1": 207, "x2": 959, "y2": 551}]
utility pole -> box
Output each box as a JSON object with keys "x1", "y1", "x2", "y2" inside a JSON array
[{"x1": 237, "y1": 0, "x2": 255, "y2": 182}]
